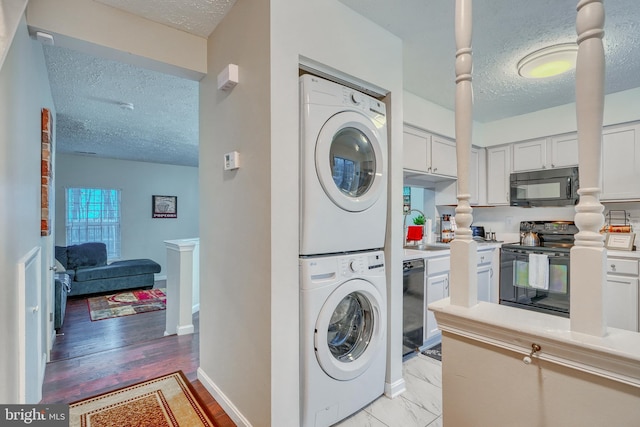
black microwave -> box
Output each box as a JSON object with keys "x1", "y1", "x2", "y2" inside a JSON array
[{"x1": 510, "y1": 167, "x2": 579, "y2": 207}]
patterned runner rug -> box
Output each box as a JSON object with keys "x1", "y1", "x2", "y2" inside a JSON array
[
  {"x1": 69, "y1": 371, "x2": 215, "y2": 427},
  {"x1": 87, "y1": 288, "x2": 166, "y2": 321},
  {"x1": 422, "y1": 343, "x2": 442, "y2": 362}
]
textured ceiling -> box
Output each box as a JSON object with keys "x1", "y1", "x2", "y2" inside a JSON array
[
  {"x1": 341, "y1": 0, "x2": 640, "y2": 123},
  {"x1": 43, "y1": 0, "x2": 640, "y2": 167}
]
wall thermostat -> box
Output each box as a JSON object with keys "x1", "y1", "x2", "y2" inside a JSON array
[{"x1": 224, "y1": 151, "x2": 240, "y2": 170}]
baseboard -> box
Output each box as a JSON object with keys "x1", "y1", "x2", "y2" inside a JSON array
[
  {"x1": 154, "y1": 274, "x2": 167, "y2": 282},
  {"x1": 384, "y1": 377, "x2": 406, "y2": 398},
  {"x1": 197, "y1": 367, "x2": 252, "y2": 427}
]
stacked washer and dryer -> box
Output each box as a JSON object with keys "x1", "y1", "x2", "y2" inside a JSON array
[{"x1": 299, "y1": 74, "x2": 388, "y2": 427}]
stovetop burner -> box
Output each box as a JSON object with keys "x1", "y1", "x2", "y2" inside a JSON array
[{"x1": 502, "y1": 220, "x2": 578, "y2": 253}]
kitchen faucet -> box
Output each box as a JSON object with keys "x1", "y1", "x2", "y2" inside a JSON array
[{"x1": 403, "y1": 208, "x2": 425, "y2": 247}]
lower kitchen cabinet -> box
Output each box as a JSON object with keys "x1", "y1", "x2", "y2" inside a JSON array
[
  {"x1": 605, "y1": 256, "x2": 639, "y2": 332},
  {"x1": 477, "y1": 248, "x2": 496, "y2": 303},
  {"x1": 424, "y1": 256, "x2": 450, "y2": 346}
]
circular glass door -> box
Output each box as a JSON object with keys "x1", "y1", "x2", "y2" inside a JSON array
[
  {"x1": 315, "y1": 111, "x2": 385, "y2": 212},
  {"x1": 315, "y1": 279, "x2": 384, "y2": 381}
]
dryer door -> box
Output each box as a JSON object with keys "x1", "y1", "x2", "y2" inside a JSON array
[
  {"x1": 314, "y1": 278, "x2": 385, "y2": 381},
  {"x1": 315, "y1": 111, "x2": 386, "y2": 212}
]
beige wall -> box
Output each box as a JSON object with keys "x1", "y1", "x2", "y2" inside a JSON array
[
  {"x1": 26, "y1": 0, "x2": 206, "y2": 80},
  {"x1": 198, "y1": 0, "x2": 272, "y2": 424},
  {"x1": 442, "y1": 333, "x2": 640, "y2": 426}
]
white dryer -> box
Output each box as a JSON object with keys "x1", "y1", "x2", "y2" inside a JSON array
[
  {"x1": 300, "y1": 75, "x2": 388, "y2": 256},
  {"x1": 300, "y1": 251, "x2": 387, "y2": 427}
]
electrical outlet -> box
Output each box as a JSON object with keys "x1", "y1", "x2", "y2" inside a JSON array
[{"x1": 506, "y1": 216, "x2": 513, "y2": 226}]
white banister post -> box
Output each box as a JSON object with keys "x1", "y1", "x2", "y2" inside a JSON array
[
  {"x1": 164, "y1": 239, "x2": 197, "y2": 336},
  {"x1": 450, "y1": 0, "x2": 478, "y2": 307},
  {"x1": 571, "y1": 0, "x2": 606, "y2": 336}
]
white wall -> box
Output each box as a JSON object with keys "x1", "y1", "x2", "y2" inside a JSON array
[
  {"x1": 0, "y1": 16, "x2": 54, "y2": 403},
  {"x1": 54, "y1": 154, "x2": 199, "y2": 275},
  {"x1": 481, "y1": 87, "x2": 640, "y2": 146}
]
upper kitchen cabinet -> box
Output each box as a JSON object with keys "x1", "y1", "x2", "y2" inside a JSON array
[
  {"x1": 601, "y1": 122, "x2": 640, "y2": 201},
  {"x1": 403, "y1": 125, "x2": 457, "y2": 179},
  {"x1": 512, "y1": 138, "x2": 547, "y2": 171},
  {"x1": 486, "y1": 144, "x2": 511, "y2": 205},
  {"x1": 512, "y1": 135, "x2": 578, "y2": 172},
  {"x1": 434, "y1": 145, "x2": 485, "y2": 206},
  {"x1": 549, "y1": 133, "x2": 579, "y2": 168}
]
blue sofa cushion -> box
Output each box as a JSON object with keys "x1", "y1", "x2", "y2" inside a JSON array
[
  {"x1": 55, "y1": 246, "x2": 68, "y2": 269},
  {"x1": 66, "y1": 243, "x2": 108, "y2": 271},
  {"x1": 73, "y1": 259, "x2": 161, "y2": 282}
]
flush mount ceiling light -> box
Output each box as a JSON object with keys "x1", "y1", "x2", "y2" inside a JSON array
[{"x1": 517, "y1": 43, "x2": 579, "y2": 79}]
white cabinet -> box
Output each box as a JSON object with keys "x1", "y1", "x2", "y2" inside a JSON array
[
  {"x1": 605, "y1": 256, "x2": 639, "y2": 332},
  {"x1": 601, "y1": 123, "x2": 640, "y2": 201},
  {"x1": 549, "y1": 133, "x2": 579, "y2": 168},
  {"x1": 512, "y1": 138, "x2": 547, "y2": 171},
  {"x1": 512, "y1": 135, "x2": 579, "y2": 172},
  {"x1": 477, "y1": 249, "x2": 495, "y2": 303},
  {"x1": 403, "y1": 125, "x2": 457, "y2": 178},
  {"x1": 431, "y1": 135, "x2": 457, "y2": 177},
  {"x1": 486, "y1": 145, "x2": 511, "y2": 205},
  {"x1": 424, "y1": 256, "x2": 450, "y2": 345},
  {"x1": 434, "y1": 145, "x2": 485, "y2": 206}
]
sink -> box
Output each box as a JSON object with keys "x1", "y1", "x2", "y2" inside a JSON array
[{"x1": 403, "y1": 244, "x2": 448, "y2": 251}]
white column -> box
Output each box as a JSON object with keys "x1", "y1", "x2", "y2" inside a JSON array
[
  {"x1": 164, "y1": 239, "x2": 198, "y2": 336},
  {"x1": 450, "y1": 0, "x2": 478, "y2": 307},
  {"x1": 570, "y1": 0, "x2": 607, "y2": 336}
]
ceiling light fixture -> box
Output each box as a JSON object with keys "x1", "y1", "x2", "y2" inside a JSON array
[{"x1": 517, "y1": 43, "x2": 578, "y2": 79}]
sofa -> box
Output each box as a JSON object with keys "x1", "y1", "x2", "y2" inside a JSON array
[{"x1": 55, "y1": 242, "x2": 161, "y2": 297}]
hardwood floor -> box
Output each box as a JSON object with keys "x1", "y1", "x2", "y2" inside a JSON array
[{"x1": 42, "y1": 293, "x2": 235, "y2": 427}]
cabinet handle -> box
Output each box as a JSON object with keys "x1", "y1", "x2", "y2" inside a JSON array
[
  {"x1": 551, "y1": 163, "x2": 555, "y2": 168},
  {"x1": 610, "y1": 264, "x2": 616, "y2": 271}
]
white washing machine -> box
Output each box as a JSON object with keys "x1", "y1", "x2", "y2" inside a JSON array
[
  {"x1": 300, "y1": 74, "x2": 388, "y2": 256},
  {"x1": 300, "y1": 251, "x2": 387, "y2": 427}
]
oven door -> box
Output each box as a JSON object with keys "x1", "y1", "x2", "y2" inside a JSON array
[{"x1": 499, "y1": 247, "x2": 570, "y2": 317}]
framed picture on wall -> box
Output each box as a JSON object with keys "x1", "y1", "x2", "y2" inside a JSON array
[{"x1": 152, "y1": 195, "x2": 177, "y2": 218}]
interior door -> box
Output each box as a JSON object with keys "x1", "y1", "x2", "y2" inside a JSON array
[
  {"x1": 314, "y1": 279, "x2": 384, "y2": 381},
  {"x1": 315, "y1": 111, "x2": 385, "y2": 212}
]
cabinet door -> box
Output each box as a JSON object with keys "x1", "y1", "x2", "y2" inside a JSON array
[
  {"x1": 477, "y1": 265, "x2": 492, "y2": 303},
  {"x1": 601, "y1": 124, "x2": 640, "y2": 201},
  {"x1": 512, "y1": 138, "x2": 547, "y2": 171},
  {"x1": 425, "y1": 272, "x2": 448, "y2": 342},
  {"x1": 403, "y1": 127, "x2": 430, "y2": 172},
  {"x1": 487, "y1": 145, "x2": 511, "y2": 205},
  {"x1": 431, "y1": 136, "x2": 457, "y2": 177},
  {"x1": 605, "y1": 275, "x2": 639, "y2": 332},
  {"x1": 549, "y1": 133, "x2": 579, "y2": 168}
]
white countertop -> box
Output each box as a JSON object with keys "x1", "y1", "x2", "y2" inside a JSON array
[{"x1": 403, "y1": 241, "x2": 503, "y2": 260}]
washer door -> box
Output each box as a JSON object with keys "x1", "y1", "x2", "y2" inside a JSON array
[
  {"x1": 315, "y1": 111, "x2": 385, "y2": 212},
  {"x1": 314, "y1": 278, "x2": 384, "y2": 381}
]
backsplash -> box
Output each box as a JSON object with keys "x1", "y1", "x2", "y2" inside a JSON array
[{"x1": 435, "y1": 202, "x2": 640, "y2": 247}]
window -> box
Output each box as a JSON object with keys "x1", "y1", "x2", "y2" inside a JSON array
[{"x1": 66, "y1": 188, "x2": 121, "y2": 259}]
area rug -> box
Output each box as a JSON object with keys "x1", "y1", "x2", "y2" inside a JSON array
[
  {"x1": 87, "y1": 288, "x2": 166, "y2": 321},
  {"x1": 69, "y1": 371, "x2": 215, "y2": 427},
  {"x1": 422, "y1": 343, "x2": 442, "y2": 362}
]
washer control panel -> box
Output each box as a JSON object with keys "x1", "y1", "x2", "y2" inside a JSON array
[{"x1": 339, "y1": 252, "x2": 385, "y2": 277}]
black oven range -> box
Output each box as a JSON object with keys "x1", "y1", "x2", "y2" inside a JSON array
[{"x1": 499, "y1": 221, "x2": 579, "y2": 317}]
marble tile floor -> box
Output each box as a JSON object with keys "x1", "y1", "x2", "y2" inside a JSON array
[{"x1": 336, "y1": 353, "x2": 443, "y2": 427}]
